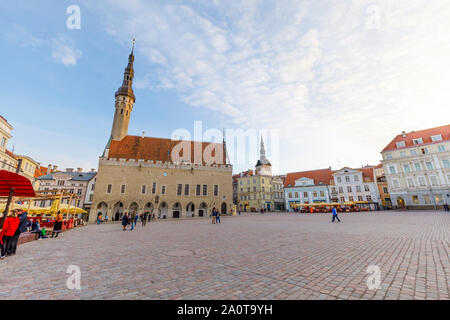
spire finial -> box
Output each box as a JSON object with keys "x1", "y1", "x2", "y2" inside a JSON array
[{"x1": 132, "y1": 38, "x2": 135, "y2": 54}]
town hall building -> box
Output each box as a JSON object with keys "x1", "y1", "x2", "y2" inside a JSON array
[{"x1": 89, "y1": 43, "x2": 233, "y2": 222}]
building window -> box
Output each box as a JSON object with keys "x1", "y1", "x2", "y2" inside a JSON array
[
  {"x1": 253, "y1": 187, "x2": 256, "y2": 192},
  {"x1": 161, "y1": 186, "x2": 166, "y2": 195},
  {"x1": 407, "y1": 178, "x2": 415, "y2": 188},
  {"x1": 185, "y1": 184, "x2": 190, "y2": 196},
  {"x1": 57, "y1": 180, "x2": 65, "y2": 186},
  {"x1": 431, "y1": 135, "x2": 442, "y2": 142},
  {"x1": 389, "y1": 166, "x2": 396, "y2": 174},
  {"x1": 418, "y1": 177, "x2": 426, "y2": 187},
  {"x1": 196, "y1": 184, "x2": 201, "y2": 196},
  {"x1": 214, "y1": 185, "x2": 219, "y2": 196},
  {"x1": 0, "y1": 137, "x2": 5, "y2": 147},
  {"x1": 142, "y1": 185, "x2": 146, "y2": 194},
  {"x1": 247, "y1": 187, "x2": 250, "y2": 192},
  {"x1": 385, "y1": 153, "x2": 392, "y2": 160},
  {"x1": 366, "y1": 195, "x2": 372, "y2": 202},
  {"x1": 400, "y1": 151, "x2": 406, "y2": 157},
  {"x1": 77, "y1": 189, "x2": 82, "y2": 196},
  {"x1": 383, "y1": 188, "x2": 388, "y2": 194},
  {"x1": 364, "y1": 185, "x2": 370, "y2": 192},
  {"x1": 354, "y1": 175, "x2": 359, "y2": 182},
  {"x1": 421, "y1": 148, "x2": 428, "y2": 154},
  {"x1": 435, "y1": 194, "x2": 443, "y2": 204},
  {"x1": 413, "y1": 138, "x2": 423, "y2": 145},
  {"x1": 414, "y1": 163, "x2": 422, "y2": 171},
  {"x1": 262, "y1": 187, "x2": 265, "y2": 192},
  {"x1": 203, "y1": 185, "x2": 208, "y2": 196},
  {"x1": 430, "y1": 176, "x2": 438, "y2": 186},
  {"x1": 295, "y1": 192, "x2": 299, "y2": 198},
  {"x1": 331, "y1": 187, "x2": 337, "y2": 194},
  {"x1": 152, "y1": 183, "x2": 156, "y2": 194},
  {"x1": 347, "y1": 186, "x2": 352, "y2": 193},
  {"x1": 345, "y1": 176, "x2": 350, "y2": 182},
  {"x1": 340, "y1": 197, "x2": 345, "y2": 203},
  {"x1": 410, "y1": 150, "x2": 417, "y2": 156},
  {"x1": 349, "y1": 196, "x2": 354, "y2": 202},
  {"x1": 358, "y1": 196, "x2": 363, "y2": 201},
  {"x1": 177, "y1": 184, "x2": 182, "y2": 196},
  {"x1": 356, "y1": 186, "x2": 361, "y2": 192},
  {"x1": 338, "y1": 187, "x2": 343, "y2": 193},
  {"x1": 303, "y1": 192, "x2": 308, "y2": 198},
  {"x1": 320, "y1": 191, "x2": 324, "y2": 197},
  {"x1": 443, "y1": 160, "x2": 450, "y2": 169},
  {"x1": 121, "y1": 185, "x2": 126, "y2": 194},
  {"x1": 313, "y1": 191, "x2": 318, "y2": 197},
  {"x1": 337, "y1": 177, "x2": 342, "y2": 183},
  {"x1": 289, "y1": 192, "x2": 292, "y2": 198},
  {"x1": 425, "y1": 162, "x2": 433, "y2": 170},
  {"x1": 423, "y1": 195, "x2": 431, "y2": 204},
  {"x1": 396, "y1": 141, "x2": 406, "y2": 148},
  {"x1": 438, "y1": 145, "x2": 446, "y2": 152},
  {"x1": 392, "y1": 179, "x2": 400, "y2": 188}
]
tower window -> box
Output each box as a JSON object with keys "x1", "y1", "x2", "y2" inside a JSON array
[{"x1": 121, "y1": 109, "x2": 123, "y2": 115}]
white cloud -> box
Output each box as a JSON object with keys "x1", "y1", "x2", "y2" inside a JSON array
[
  {"x1": 88, "y1": 0, "x2": 450, "y2": 173},
  {"x1": 51, "y1": 37, "x2": 82, "y2": 66}
]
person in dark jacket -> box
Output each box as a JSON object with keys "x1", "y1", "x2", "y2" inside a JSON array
[
  {"x1": 9, "y1": 210, "x2": 28, "y2": 255},
  {"x1": 1, "y1": 210, "x2": 20, "y2": 258},
  {"x1": 121, "y1": 213, "x2": 129, "y2": 231}
]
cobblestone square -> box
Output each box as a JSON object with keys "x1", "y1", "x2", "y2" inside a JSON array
[{"x1": 0, "y1": 211, "x2": 449, "y2": 300}]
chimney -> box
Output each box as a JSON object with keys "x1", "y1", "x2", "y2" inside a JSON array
[
  {"x1": 48, "y1": 164, "x2": 52, "y2": 171},
  {"x1": 53, "y1": 165, "x2": 58, "y2": 171},
  {"x1": 142, "y1": 131, "x2": 145, "y2": 138},
  {"x1": 402, "y1": 131, "x2": 407, "y2": 138},
  {"x1": 77, "y1": 168, "x2": 83, "y2": 173},
  {"x1": 91, "y1": 168, "x2": 96, "y2": 173},
  {"x1": 66, "y1": 168, "x2": 74, "y2": 172}
]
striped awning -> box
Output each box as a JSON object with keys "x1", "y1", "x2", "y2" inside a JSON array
[{"x1": 0, "y1": 170, "x2": 36, "y2": 197}]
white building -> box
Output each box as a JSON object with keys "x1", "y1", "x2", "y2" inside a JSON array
[
  {"x1": 381, "y1": 125, "x2": 450, "y2": 209},
  {"x1": 0, "y1": 115, "x2": 18, "y2": 173},
  {"x1": 37, "y1": 168, "x2": 97, "y2": 210},
  {"x1": 332, "y1": 166, "x2": 381, "y2": 210}
]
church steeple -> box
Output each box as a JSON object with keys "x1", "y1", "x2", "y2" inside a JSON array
[
  {"x1": 115, "y1": 38, "x2": 136, "y2": 102},
  {"x1": 111, "y1": 40, "x2": 136, "y2": 141},
  {"x1": 255, "y1": 135, "x2": 272, "y2": 175}
]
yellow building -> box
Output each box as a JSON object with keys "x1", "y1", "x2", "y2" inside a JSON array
[{"x1": 237, "y1": 138, "x2": 283, "y2": 212}]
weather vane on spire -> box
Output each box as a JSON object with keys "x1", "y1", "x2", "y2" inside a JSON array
[{"x1": 132, "y1": 38, "x2": 135, "y2": 53}]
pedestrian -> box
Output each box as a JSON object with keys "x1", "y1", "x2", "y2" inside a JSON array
[
  {"x1": 10, "y1": 209, "x2": 28, "y2": 255},
  {"x1": 141, "y1": 213, "x2": 146, "y2": 227},
  {"x1": 41, "y1": 227, "x2": 48, "y2": 239},
  {"x1": 0, "y1": 210, "x2": 20, "y2": 259},
  {"x1": 97, "y1": 213, "x2": 103, "y2": 225},
  {"x1": 332, "y1": 206, "x2": 341, "y2": 223},
  {"x1": 130, "y1": 211, "x2": 136, "y2": 230},
  {"x1": 216, "y1": 210, "x2": 221, "y2": 224},
  {"x1": 211, "y1": 210, "x2": 216, "y2": 224},
  {"x1": 105, "y1": 215, "x2": 109, "y2": 223},
  {"x1": 121, "y1": 213, "x2": 128, "y2": 231},
  {"x1": 31, "y1": 220, "x2": 43, "y2": 239},
  {"x1": 238, "y1": 210, "x2": 241, "y2": 216},
  {"x1": 27, "y1": 219, "x2": 32, "y2": 232},
  {"x1": 51, "y1": 211, "x2": 64, "y2": 238},
  {"x1": 134, "y1": 212, "x2": 139, "y2": 230}
]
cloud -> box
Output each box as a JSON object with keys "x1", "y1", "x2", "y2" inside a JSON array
[
  {"x1": 51, "y1": 37, "x2": 82, "y2": 66},
  {"x1": 87, "y1": 0, "x2": 450, "y2": 173}
]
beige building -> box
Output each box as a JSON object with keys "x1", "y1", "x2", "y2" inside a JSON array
[
  {"x1": 90, "y1": 44, "x2": 232, "y2": 222},
  {"x1": 237, "y1": 138, "x2": 284, "y2": 212},
  {"x1": 0, "y1": 115, "x2": 18, "y2": 173}
]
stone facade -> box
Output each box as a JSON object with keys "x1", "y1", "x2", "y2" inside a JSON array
[
  {"x1": 89, "y1": 43, "x2": 233, "y2": 222},
  {"x1": 91, "y1": 158, "x2": 232, "y2": 221}
]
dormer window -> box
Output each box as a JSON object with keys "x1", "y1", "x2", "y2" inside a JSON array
[
  {"x1": 413, "y1": 138, "x2": 423, "y2": 145},
  {"x1": 431, "y1": 134, "x2": 442, "y2": 142},
  {"x1": 396, "y1": 141, "x2": 406, "y2": 148}
]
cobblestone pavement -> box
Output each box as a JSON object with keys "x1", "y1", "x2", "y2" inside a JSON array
[{"x1": 0, "y1": 211, "x2": 449, "y2": 300}]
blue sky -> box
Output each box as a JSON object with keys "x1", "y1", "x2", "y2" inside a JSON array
[{"x1": 1, "y1": 0, "x2": 450, "y2": 174}]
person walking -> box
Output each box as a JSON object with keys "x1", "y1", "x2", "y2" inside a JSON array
[
  {"x1": 141, "y1": 213, "x2": 146, "y2": 227},
  {"x1": 105, "y1": 215, "x2": 109, "y2": 223},
  {"x1": 10, "y1": 209, "x2": 28, "y2": 255},
  {"x1": 121, "y1": 213, "x2": 129, "y2": 231},
  {"x1": 211, "y1": 210, "x2": 216, "y2": 224},
  {"x1": 0, "y1": 210, "x2": 20, "y2": 259},
  {"x1": 216, "y1": 210, "x2": 221, "y2": 224},
  {"x1": 130, "y1": 211, "x2": 136, "y2": 231},
  {"x1": 134, "y1": 212, "x2": 139, "y2": 228},
  {"x1": 332, "y1": 206, "x2": 341, "y2": 223},
  {"x1": 51, "y1": 211, "x2": 64, "y2": 238}
]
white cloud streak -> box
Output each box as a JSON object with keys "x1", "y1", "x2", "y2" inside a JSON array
[{"x1": 88, "y1": 0, "x2": 450, "y2": 173}]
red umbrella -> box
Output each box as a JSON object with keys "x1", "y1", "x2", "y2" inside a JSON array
[{"x1": 0, "y1": 170, "x2": 36, "y2": 197}]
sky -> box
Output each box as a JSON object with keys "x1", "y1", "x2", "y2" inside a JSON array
[{"x1": 1, "y1": 0, "x2": 450, "y2": 175}]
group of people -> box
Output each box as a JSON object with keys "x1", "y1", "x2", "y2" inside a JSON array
[
  {"x1": 211, "y1": 209, "x2": 221, "y2": 224},
  {"x1": 121, "y1": 211, "x2": 153, "y2": 231},
  {"x1": 0, "y1": 209, "x2": 28, "y2": 259}
]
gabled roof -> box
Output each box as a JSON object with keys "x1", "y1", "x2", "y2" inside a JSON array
[
  {"x1": 107, "y1": 135, "x2": 227, "y2": 165},
  {"x1": 37, "y1": 171, "x2": 97, "y2": 182},
  {"x1": 333, "y1": 166, "x2": 375, "y2": 181},
  {"x1": 284, "y1": 168, "x2": 334, "y2": 188},
  {"x1": 382, "y1": 124, "x2": 450, "y2": 152}
]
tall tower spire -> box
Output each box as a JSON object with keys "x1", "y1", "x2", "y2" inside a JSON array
[
  {"x1": 111, "y1": 39, "x2": 136, "y2": 141},
  {"x1": 260, "y1": 135, "x2": 266, "y2": 160}
]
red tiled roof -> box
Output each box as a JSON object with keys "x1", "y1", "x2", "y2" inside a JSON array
[
  {"x1": 359, "y1": 167, "x2": 375, "y2": 181},
  {"x1": 374, "y1": 163, "x2": 383, "y2": 169},
  {"x1": 108, "y1": 135, "x2": 227, "y2": 165},
  {"x1": 5, "y1": 149, "x2": 16, "y2": 159},
  {"x1": 0, "y1": 115, "x2": 8, "y2": 123},
  {"x1": 382, "y1": 124, "x2": 450, "y2": 152},
  {"x1": 284, "y1": 168, "x2": 334, "y2": 188}
]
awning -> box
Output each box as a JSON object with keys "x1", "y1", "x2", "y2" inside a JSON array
[{"x1": 0, "y1": 170, "x2": 36, "y2": 197}]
